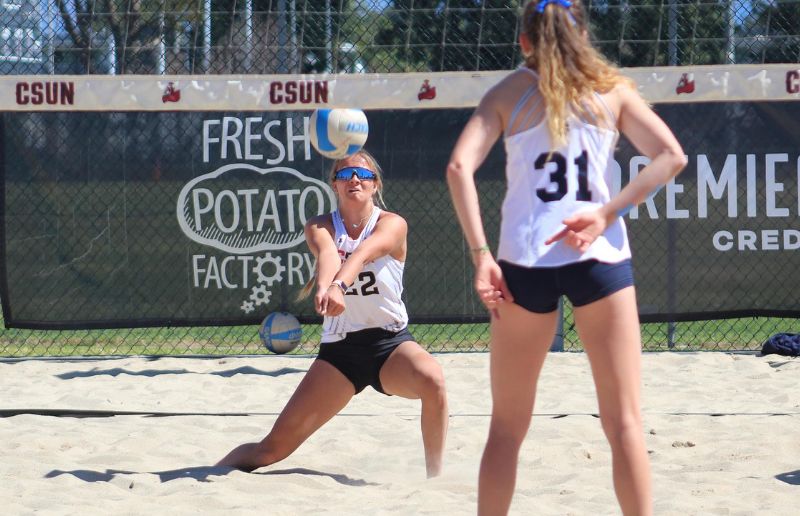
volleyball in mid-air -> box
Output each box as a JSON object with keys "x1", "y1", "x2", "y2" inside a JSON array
[
  {"x1": 259, "y1": 312, "x2": 302, "y2": 354},
  {"x1": 309, "y1": 108, "x2": 369, "y2": 159}
]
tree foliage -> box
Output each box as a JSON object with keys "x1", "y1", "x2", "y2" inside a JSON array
[
  {"x1": 56, "y1": 0, "x2": 201, "y2": 73},
  {"x1": 376, "y1": 0, "x2": 520, "y2": 72},
  {"x1": 738, "y1": 0, "x2": 800, "y2": 63},
  {"x1": 374, "y1": 0, "x2": 760, "y2": 70},
  {"x1": 49, "y1": 0, "x2": 800, "y2": 74}
]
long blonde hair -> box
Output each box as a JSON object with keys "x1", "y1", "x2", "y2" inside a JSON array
[
  {"x1": 297, "y1": 149, "x2": 386, "y2": 301},
  {"x1": 521, "y1": 0, "x2": 634, "y2": 146}
]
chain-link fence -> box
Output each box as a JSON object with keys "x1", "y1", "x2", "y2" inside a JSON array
[
  {"x1": 0, "y1": 311, "x2": 791, "y2": 357},
  {"x1": 2, "y1": 0, "x2": 799, "y2": 357},
  {"x1": 2, "y1": 98, "x2": 798, "y2": 356},
  {"x1": 2, "y1": 1, "x2": 799, "y2": 76}
]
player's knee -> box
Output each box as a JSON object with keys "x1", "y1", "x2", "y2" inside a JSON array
[
  {"x1": 487, "y1": 417, "x2": 529, "y2": 447},
  {"x1": 600, "y1": 411, "x2": 643, "y2": 449},
  {"x1": 416, "y1": 361, "x2": 447, "y2": 402}
]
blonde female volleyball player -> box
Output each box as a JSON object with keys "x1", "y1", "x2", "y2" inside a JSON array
[
  {"x1": 217, "y1": 149, "x2": 448, "y2": 478},
  {"x1": 446, "y1": 0, "x2": 686, "y2": 513}
]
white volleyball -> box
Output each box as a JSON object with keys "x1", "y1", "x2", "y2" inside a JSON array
[
  {"x1": 309, "y1": 108, "x2": 369, "y2": 159},
  {"x1": 259, "y1": 312, "x2": 302, "y2": 354}
]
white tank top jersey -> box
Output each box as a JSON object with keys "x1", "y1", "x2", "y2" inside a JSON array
[
  {"x1": 498, "y1": 69, "x2": 631, "y2": 268},
  {"x1": 321, "y1": 207, "x2": 409, "y2": 343}
]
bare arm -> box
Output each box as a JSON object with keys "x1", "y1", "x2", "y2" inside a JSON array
[
  {"x1": 446, "y1": 90, "x2": 513, "y2": 309},
  {"x1": 445, "y1": 93, "x2": 504, "y2": 255},
  {"x1": 547, "y1": 86, "x2": 688, "y2": 251},
  {"x1": 304, "y1": 212, "x2": 407, "y2": 316},
  {"x1": 304, "y1": 215, "x2": 342, "y2": 315},
  {"x1": 304, "y1": 215, "x2": 339, "y2": 289},
  {"x1": 333, "y1": 213, "x2": 407, "y2": 287},
  {"x1": 603, "y1": 86, "x2": 688, "y2": 221}
]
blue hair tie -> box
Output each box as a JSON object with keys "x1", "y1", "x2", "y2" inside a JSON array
[
  {"x1": 532, "y1": 0, "x2": 577, "y2": 26},
  {"x1": 535, "y1": 0, "x2": 572, "y2": 12}
]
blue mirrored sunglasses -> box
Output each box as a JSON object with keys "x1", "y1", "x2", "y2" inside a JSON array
[{"x1": 334, "y1": 167, "x2": 377, "y2": 181}]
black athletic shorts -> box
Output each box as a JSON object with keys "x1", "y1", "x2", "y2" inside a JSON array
[
  {"x1": 317, "y1": 326, "x2": 415, "y2": 395},
  {"x1": 499, "y1": 259, "x2": 635, "y2": 314}
]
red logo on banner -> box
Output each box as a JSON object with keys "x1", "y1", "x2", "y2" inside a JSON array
[
  {"x1": 418, "y1": 80, "x2": 436, "y2": 101},
  {"x1": 786, "y1": 71, "x2": 800, "y2": 94},
  {"x1": 162, "y1": 82, "x2": 181, "y2": 103},
  {"x1": 676, "y1": 73, "x2": 695, "y2": 95}
]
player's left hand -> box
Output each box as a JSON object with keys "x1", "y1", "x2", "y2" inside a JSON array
[{"x1": 545, "y1": 209, "x2": 608, "y2": 252}]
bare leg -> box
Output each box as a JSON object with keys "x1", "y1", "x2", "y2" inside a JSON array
[
  {"x1": 574, "y1": 286, "x2": 652, "y2": 516},
  {"x1": 478, "y1": 302, "x2": 558, "y2": 516},
  {"x1": 380, "y1": 341, "x2": 448, "y2": 478},
  {"x1": 216, "y1": 359, "x2": 355, "y2": 472}
]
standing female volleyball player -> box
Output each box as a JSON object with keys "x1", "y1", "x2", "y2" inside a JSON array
[
  {"x1": 446, "y1": 0, "x2": 686, "y2": 513},
  {"x1": 217, "y1": 149, "x2": 448, "y2": 478}
]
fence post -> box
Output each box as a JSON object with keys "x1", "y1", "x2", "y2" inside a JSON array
[
  {"x1": 667, "y1": 218, "x2": 677, "y2": 348},
  {"x1": 550, "y1": 297, "x2": 564, "y2": 351},
  {"x1": 668, "y1": 321, "x2": 676, "y2": 349}
]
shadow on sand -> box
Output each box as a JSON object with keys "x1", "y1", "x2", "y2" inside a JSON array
[
  {"x1": 45, "y1": 465, "x2": 378, "y2": 487},
  {"x1": 775, "y1": 469, "x2": 800, "y2": 485},
  {"x1": 56, "y1": 366, "x2": 306, "y2": 380}
]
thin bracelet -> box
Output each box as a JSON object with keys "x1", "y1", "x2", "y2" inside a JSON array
[
  {"x1": 470, "y1": 244, "x2": 491, "y2": 254},
  {"x1": 329, "y1": 279, "x2": 348, "y2": 293}
]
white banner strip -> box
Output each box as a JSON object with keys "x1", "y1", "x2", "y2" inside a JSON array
[{"x1": 1, "y1": 64, "x2": 799, "y2": 111}]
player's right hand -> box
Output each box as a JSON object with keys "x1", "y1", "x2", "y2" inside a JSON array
[
  {"x1": 474, "y1": 256, "x2": 513, "y2": 311},
  {"x1": 315, "y1": 286, "x2": 345, "y2": 316}
]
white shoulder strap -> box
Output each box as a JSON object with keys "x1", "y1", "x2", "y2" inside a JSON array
[
  {"x1": 593, "y1": 91, "x2": 617, "y2": 125},
  {"x1": 361, "y1": 207, "x2": 382, "y2": 240},
  {"x1": 331, "y1": 210, "x2": 347, "y2": 247}
]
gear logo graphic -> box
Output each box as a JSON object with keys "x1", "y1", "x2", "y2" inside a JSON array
[
  {"x1": 254, "y1": 253, "x2": 286, "y2": 286},
  {"x1": 240, "y1": 300, "x2": 255, "y2": 314},
  {"x1": 249, "y1": 285, "x2": 272, "y2": 306}
]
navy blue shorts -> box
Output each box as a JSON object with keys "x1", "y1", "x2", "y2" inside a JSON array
[
  {"x1": 317, "y1": 327, "x2": 415, "y2": 395},
  {"x1": 498, "y1": 259, "x2": 635, "y2": 314}
]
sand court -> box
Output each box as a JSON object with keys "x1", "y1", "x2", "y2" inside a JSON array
[{"x1": 1, "y1": 352, "x2": 797, "y2": 515}]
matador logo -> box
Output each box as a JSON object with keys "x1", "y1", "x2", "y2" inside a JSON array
[
  {"x1": 162, "y1": 82, "x2": 181, "y2": 103},
  {"x1": 676, "y1": 73, "x2": 695, "y2": 95},
  {"x1": 418, "y1": 79, "x2": 436, "y2": 101}
]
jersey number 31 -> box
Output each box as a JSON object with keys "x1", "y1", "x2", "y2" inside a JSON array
[{"x1": 535, "y1": 150, "x2": 592, "y2": 202}]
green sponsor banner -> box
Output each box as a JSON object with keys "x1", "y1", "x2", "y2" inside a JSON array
[{"x1": 1, "y1": 104, "x2": 799, "y2": 329}]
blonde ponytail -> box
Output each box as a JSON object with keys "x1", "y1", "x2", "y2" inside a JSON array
[{"x1": 521, "y1": 0, "x2": 634, "y2": 145}]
